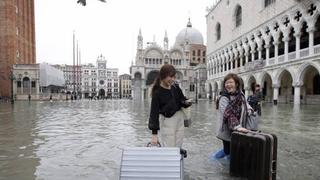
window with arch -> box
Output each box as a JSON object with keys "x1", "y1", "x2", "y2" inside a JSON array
[
  {"x1": 265, "y1": 0, "x2": 276, "y2": 8},
  {"x1": 216, "y1": 23, "x2": 221, "y2": 41},
  {"x1": 235, "y1": 6, "x2": 242, "y2": 27}
]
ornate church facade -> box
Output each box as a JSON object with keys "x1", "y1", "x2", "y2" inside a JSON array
[
  {"x1": 130, "y1": 20, "x2": 206, "y2": 100},
  {"x1": 206, "y1": 0, "x2": 320, "y2": 105}
]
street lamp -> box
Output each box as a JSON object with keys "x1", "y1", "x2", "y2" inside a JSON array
[
  {"x1": 9, "y1": 70, "x2": 16, "y2": 104},
  {"x1": 195, "y1": 77, "x2": 198, "y2": 104}
]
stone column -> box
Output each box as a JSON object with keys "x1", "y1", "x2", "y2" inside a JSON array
[
  {"x1": 295, "y1": 33, "x2": 301, "y2": 58},
  {"x1": 29, "y1": 81, "x2": 32, "y2": 95},
  {"x1": 308, "y1": 28, "x2": 315, "y2": 55},
  {"x1": 273, "y1": 85, "x2": 279, "y2": 105},
  {"x1": 245, "y1": 53, "x2": 249, "y2": 64},
  {"x1": 216, "y1": 63, "x2": 219, "y2": 75},
  {"x1": 227, "y1": 60, "x2": 230, "y2": 71},
  {"x1": 237, "y1": 42, "x2": 243, "y2": 67},
  {"x1": 274, "y1": 41, "x2": 279, "y2": 64},
  {"x1": 21, "y1": 81, "x2": 24, "y2": 94},
  {"x1": 244, "y1": 43, "x2": 249, "y2": 65},
  {"x1": 265, "y1": 44, "x2": 270, "y2": 65},
  {"x1": 251, "y1": 51, "x2": 255, "y2": 62},
  {"x1": 222, "y1": 62, "x2": 225, "y2": 73},
  {"x1": 293, "y1": 23, "x2": 302, "y2": 59},
  {"x1": 258, "y1": 47, "x2": 262, "y2": 60},
  {"x1": 283, "y1": 36, "x2": 289, "y2": 61},
  {"x1": 263, "y1": 34, "x2": 271, "y2": 64},
  {"x1": 249, "y1": 40, "x2": 256, "y2": 62},
  {"x1": 36, "y1": 79, "x2": 40, "y2": 96},
  {"x1": 244, "y1": 87, "x2": 250, "y2": 99},
  {"x1": 294, "y1": 85, "x2": 301, "y2": 105},
  {"x1": 232, "y1": 46, "x2": 238, "y2": 69}
]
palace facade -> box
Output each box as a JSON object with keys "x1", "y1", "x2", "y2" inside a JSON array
[{"x1": 206, "y1": 0, "x2": 320, "y2": 104}]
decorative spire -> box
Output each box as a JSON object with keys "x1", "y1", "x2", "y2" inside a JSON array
[
  {"x1": 164, "y1": 30, "x2": 168, "y2": 50},
  {"x1": 187, "y1": 17, "x2": 192, "y2": 27},
  {"x1": 137, "y1": 28, "x2": 143, "y2": 50},
  {"x1": 139, "y1": 28, "x2": 142, "y2": 36}
]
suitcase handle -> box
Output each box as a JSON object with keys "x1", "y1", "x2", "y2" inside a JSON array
[
  {"x1": 272, "y1": 160, "x2": 277, "y2": 173},
  {"x1": 146, "y1": 142, "x2": 161, "y2": 147},
  {"x1": 242, "y1": 130, "x2": 262, "y2": 134}
]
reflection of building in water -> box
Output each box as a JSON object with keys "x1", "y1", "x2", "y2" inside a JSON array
[
  {"x1": 206, "y1": 0, "x2": 320, "y2": 105},
  {"x1": 130, "y1": 19, "x2": 207, "y2": 100}
]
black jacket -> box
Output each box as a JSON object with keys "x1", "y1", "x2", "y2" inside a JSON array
[{"x1": 148, "y1": 84, "x2": 190, "y2": 134}]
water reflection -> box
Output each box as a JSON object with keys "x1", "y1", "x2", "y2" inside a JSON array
[
  {"x1": 0, "y1": 102, "x2": 40, "y2": 180},
  {"x1": 0, "y1": 100, "x2": 319, "y2": 180}
]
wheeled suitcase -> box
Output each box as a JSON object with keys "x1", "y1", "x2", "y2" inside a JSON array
[
  {"x1": 230, "y1": 131, "x2": 277, "y2": 180},
  {"x1": 120, "y1": 147, "x2": 184, "y2": 180}
]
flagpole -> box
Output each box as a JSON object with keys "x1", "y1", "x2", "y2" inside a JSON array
[{"x1": 73, "y1": 31, "x2": 76, "y2": 96}]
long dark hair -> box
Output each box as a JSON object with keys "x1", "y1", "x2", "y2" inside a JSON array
[{"x1": 151, "y1": 64, "x2": 176, "y2": 96}]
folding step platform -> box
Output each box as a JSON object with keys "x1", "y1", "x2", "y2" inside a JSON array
[{"x1": 120, "y1": 147, "x2": 184, "y2": 180}]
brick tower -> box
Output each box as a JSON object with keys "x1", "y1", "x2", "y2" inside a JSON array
[{"x1": 0, "y1": 0, "x2": 36, "y2": 98}]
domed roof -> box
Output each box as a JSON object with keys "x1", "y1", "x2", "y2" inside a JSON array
[{"x1": 175, "y1": 19, "x2": 204, "y2": 46}]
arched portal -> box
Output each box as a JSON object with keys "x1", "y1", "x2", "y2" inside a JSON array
[
  {"x1": 247, "y1": 76, "x2": 257, "y2": 95},
  {"x1": 261, "y1": 72, "x2": 273, "y2": 102},
  {"x1": 23, "y1": 77, "x2": 30, "y2": 94},
  {"x1": 146, "y1": 71, "x2": 159, "y2": 86},
  {"x1": 299, "y1": 65, "x2": 320, "y2": 104},
  {"x1": 279, "y1": 70, "x2": 293, "y2": 103},
  {"x1": 133, "y1": 72, "x2": 143, "y2": 99},
  {"x1": 134, "y1": 72, "x2": 142, "y2": 79},
  {"x1": 99, "y1": 89, "x2": 105, "y2": 99},
  {"x1": 208, "y1": 83, "x2": 213, "y2": 100}
]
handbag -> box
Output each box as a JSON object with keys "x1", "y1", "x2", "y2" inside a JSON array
[
  {"x1": 243, "y1": 97, "x2": 259, "y2": 131},
  {"x1": 170, "y1": 85, "x2": 192, "y2": 127},
  {"x1": 181, "y1": 107, "x2": 192, "y2": 127}
]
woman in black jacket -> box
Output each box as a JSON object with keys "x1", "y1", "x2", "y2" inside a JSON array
[{"x1": 149, "y1": 64, "x2": 191, "y2": 147}]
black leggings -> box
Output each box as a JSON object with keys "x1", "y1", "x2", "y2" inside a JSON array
[{"x1": 223, "y1": 140, "x2": 230, "y2": 155}]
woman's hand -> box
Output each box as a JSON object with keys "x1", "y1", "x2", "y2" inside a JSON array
[
  {"x1": 237, "y1": 127, "x2": 249, "y2": 133},
  {"x1": 151, "y1": 134, "x2": 158, "y2": 145}
]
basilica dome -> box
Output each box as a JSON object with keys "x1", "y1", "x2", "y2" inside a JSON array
[{"x1": 175, "y1": 19, "x2": 204, "y2": 46}]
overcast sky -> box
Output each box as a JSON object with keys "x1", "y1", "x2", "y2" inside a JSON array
[{"x1": 35, "y1": 0, "x2": 215, "y2": 74}]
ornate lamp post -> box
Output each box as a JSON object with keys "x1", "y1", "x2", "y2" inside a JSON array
[
  {"x1": 194, "y1": 77, "x2": 198, "y2": 104},
  {"x1": 9, "y1": 70, "x2": 16, "y2": 104}
]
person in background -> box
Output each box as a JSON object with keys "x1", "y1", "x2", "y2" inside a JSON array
[
  {"x1": 248, "y1": 83, "x2": 262, "y2": 116},
  {"x1": 215, "y1": 91, "x2": 223, "y2": 110},
  {"x1": 213, "y1": 73, "x2": 250, "y2": 159},
  {"x1": 148, "y1": 64, "x2": 191, "y2": 147}
]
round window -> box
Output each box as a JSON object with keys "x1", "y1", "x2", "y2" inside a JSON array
[{"x1": 99, "y1": 80, "x2": 104, "y2": 85}]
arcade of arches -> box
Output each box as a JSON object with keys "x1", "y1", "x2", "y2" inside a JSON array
[{"x1": 208, "y1": 64, "x2": 320, "y2": 105}]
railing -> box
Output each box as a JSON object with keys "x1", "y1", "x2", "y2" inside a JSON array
[
  {"x1": 244, "y1": 60, "x2": 265, "y2": 71},
  {"x1": 314, "y1": 44, "x2": 320, "y2": 55},
  {"x1": 300, "y1": 48, "x2": 309, "y2": 57},
  {"x1": 211, "y1": 45, "x2": 320, "y2": 78},
  {"x1": 288, "y1": 52, "x2": 296, "y2": 61},
  {"x1": 269, "y1": 58, "x2": 275, "y2": 65},
  {"x1": 278, "y1": 55, "x2": 285, "y2": 63}
]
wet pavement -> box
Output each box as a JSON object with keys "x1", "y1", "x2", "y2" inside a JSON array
[{"x1": 0, "y1": 100, "x2": 319, "y2": 180}]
